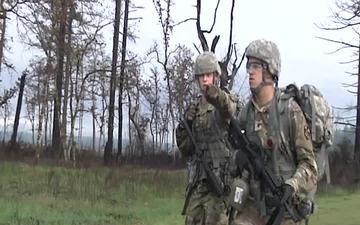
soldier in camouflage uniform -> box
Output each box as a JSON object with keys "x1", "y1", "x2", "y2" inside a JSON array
[
  {"x1": 230, "y1": 39, "x2": 318, "y2": 225},
  {"x1": 176, "y1": 51, "x2": 237, "y2": 225}
]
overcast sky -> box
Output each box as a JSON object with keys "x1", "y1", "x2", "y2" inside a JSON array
[
  {"x1": 131, "y1": 0, "x2": 357, "y2": 113},
  {"x1": 3, "y1": 0, "x2": 358, "y2": 137}
]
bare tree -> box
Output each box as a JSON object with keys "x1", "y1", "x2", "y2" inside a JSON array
[
  {"x1": 104, "y1": 0, "x2": 122, "y2": 165},
  {"x1": 121, "y1": 54, "x2": 147, "y2": 159},
  {"x1": 0, "y1": 101, "x2": 10, "y2": 144},
  {"x1": 0, "y1": 87, "x2": 14, "y2": 144},
  {"x1": 22, "y1": 57, "x2": 47, "y2": 158},
  {"x1": 168, "y1": 44, "x2": 196, "y2": 115},
  {"x1": 0, "y1": 0, "x2": 29, "y2": 75},
  {"x1": 317, "y1": 0, "x2": 360, "y2": 162},
  {"x1": 0, "y1": 0, "x2": 7, "y2": 75},
  {"x1": 25, "y1": 96, "x2": 35, "y2": 144},
  {"x1": 14, "y1": 1, "x2": 58, "y2": 156},
  {"x1": 51, "y1": 0, "x2": 68, "y2": 158},
  {"x1": 61, "y1": 1, "x2": 76, "y2": 158},
  {"x1": 127, "y1": 80, "x2": 147, "y2": 159},
  {"x1": 195, "y1": 0, "x2": 243, "y2": 90},
  {"x1": 87, "y1": 44, "x2": 110, "y2": 152},
  {"x1": 117, "y1": 0, "x2": 130, "y2": 161},
  {"x1": 141, "y1": 67, "x2": 161, "y2": 154},
  {"x1": 12, "y1": 0, "x2": 111, "y2": 160},
  {"x1": 64, "y1": 13, "x2": 110, "y2": 162},
  {"x1": 151, "y1": 0, "x2": 179, "y2": 159},
  {"x1": 9, "y1": 70, "x2": 27, "y2": 148}
]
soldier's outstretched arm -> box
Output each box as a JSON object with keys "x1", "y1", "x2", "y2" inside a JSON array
[
  {"x1": 204, "y1": 85, "x2": 237, "y2": 120},
  {"x1": 284, "y1": 100, "x2": 318, "y2": 194}
]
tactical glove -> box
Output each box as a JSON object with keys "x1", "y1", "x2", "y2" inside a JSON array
[
  {"x1": 185, "y1": 104, "x2": 197, "y2": 123},
  {"x1": 266, "y1": 184, "x2": 296, "y2": 225},
  {"x1": 205, "y1": 85, "x2": 220, "y2": 104}
]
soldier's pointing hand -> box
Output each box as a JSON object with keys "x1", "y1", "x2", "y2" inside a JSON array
[{"x1": 205, "y1": 84, "x2": 220, "y2": 104}]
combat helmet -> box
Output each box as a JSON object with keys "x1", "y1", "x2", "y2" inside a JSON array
[
  {"x1": 245, "y1": 39, "x2": 281, "y2": 79},
  {"x1": 194, "y1": 51, "x2": 221, "y2": 77}
]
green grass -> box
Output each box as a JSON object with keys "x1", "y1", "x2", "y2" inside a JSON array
[
  {"x1": 311, "y1": 187, "x2": 360, "y2": 225},
  {"x1": 0, "y1": 161, "x2": 185, "y2": 225},
  {"x1": 0, "y1": 161, "x2": 360, "y2": 225}
]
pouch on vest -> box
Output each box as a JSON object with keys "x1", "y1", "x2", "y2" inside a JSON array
[{"x1": 228, "y1": 171, "x2": 249, "y2": 211}]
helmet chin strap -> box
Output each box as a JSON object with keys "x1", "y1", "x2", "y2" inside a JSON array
[{"x1": 213, "y1": 76, "x2": 220, "y2": 86}]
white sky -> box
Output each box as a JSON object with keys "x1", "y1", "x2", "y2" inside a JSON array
[
  {"x1": 2, "y1": 0, "x2": 358, "y2": 137},
  {"x1": 131, "y1": 0, "x2": 358, "y2": 111}
]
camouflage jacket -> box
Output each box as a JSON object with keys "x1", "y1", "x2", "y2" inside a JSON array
[
  {"x1": 176, "y1": 86, "x2": 238, "y2": 185},
  {"x1": 238, "y1": 90, "x2": 318, "y2": 202}
]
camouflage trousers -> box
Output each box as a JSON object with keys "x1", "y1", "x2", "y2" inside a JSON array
[
  {"x1": 184, "y1": 180, "x2": 228, "y2": 225},
  {"x1": 229, "y1": 204, "x2": 306, "y2": 225}
]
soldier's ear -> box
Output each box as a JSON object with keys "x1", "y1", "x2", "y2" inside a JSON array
[{"x1": 264, "y1": 71, "x2": 275, "y2": 82}]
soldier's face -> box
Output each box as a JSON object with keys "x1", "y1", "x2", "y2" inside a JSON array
[
  {"x1": 197, "y1": 72, "x2": 217, "y2": 91},
  {"x1": 246, "y1": 58, "x2": 265, "y2": 89}
]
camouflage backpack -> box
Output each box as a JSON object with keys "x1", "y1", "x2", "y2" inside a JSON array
[{"x1": 282, "y1": 84, "x2": 335, "y2": 183}]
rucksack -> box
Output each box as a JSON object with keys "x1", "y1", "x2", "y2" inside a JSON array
[{"x1": 282, "y1": 84, "x2": 335, "y2": 184}]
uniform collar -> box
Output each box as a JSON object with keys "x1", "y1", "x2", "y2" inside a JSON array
[
  {"x1": 251, "y1": 98, "x2": 272, "y2": 113},
  {"x1": 251, "y1": 88, "x2": 281, "y2": 113}
]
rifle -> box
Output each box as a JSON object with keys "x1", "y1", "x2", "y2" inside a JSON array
[
  {"x1": 180, "y1": 117, "x2": 225, "y2": 215},
  {"x1": 229, "y1": 117, "x2": 303, "y2": 225}
]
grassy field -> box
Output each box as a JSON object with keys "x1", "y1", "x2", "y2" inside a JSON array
[{"x1": 0, "y1": 161, "x2": 359, "y2": 225}]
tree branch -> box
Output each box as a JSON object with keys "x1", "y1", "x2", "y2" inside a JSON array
[
  {"x1": 342, "y1": 81, "x2": 358, "y2": 88},
  {"x1": 196, "y1": 0, "x2": 208, "y2": 51},
  {"x1": 193, "y1": 43, "x2": 201, "y2": 54},
  {"x1": 173, "y1": 17, "x2": 196, "y2": 27},
  {"x1": 210, "y1": 35, "x2": 220, "y2": 52},
  {"x1": 335, "y1": 121, "x2": 356, "y2": 127},
  {"x1": 5, "y1": 0, "x2": 29, "y2": 13},
  {"x1": 202, "y1": 0, "x2": 220, "y2": 34},
  {"x1": 316, "y1": 36, "x2": 358, "y2": 48},
  {"x1": 224, "y1": 0, "x2": 235, "y2": 65}
]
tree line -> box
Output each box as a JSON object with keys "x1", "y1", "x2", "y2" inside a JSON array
[{"x1": 0, "y1": 0, "x2": 359, "y2": 167}]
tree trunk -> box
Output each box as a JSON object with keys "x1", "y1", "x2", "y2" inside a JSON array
[
  {"x1": 2, "y1": 104, "x2": 7, "y2": 144},
  {"x1": 154, "y1": 73, "x2": 159, "y2": 153},
  {"x1": 98, "y1": 89, "x2": 106, "y2": 151},
  {"x1": 44, "y1": 80, "x2": 53, "y2": 145},
  {"x1": 355, "y1": 42, "x2": 360, "y2": 164},
  {"x1": 91, "y1": 88, "x2": 96, "y2": 152},
  {"x1": 31, "y1": 114, "x2": 35, "y2": 144},
  {"x1": 10, "y1": 72, "x2": 27, "y2": 148},
  {"x1": 117, "y1": 0, "x2": 130, "y2": 161},
  {"x1": 0, "y1": 3, "x2": 6, "y2": 75},
  {"x1": 52, "y1": 0, "x2": 68, "y2": 158},
  {"x1": 162, "y1": 44, "x2": 176, "y2": 161},
  {"x1": 61, "y1": 3, "x2": 75, "y2": 157},
  {"x1": 130, "y1": 116, "x2": 145, "y2": 159},
  {"x1": 78, "y1": 100, "x2": 84, "y2": 149},
  {"x1": 127, "y1": 91, "x2": 132, "y2": 158},
  {"x1": 104, "y1": 0, "x2": 122, "y2": 165},
  {"x1": 128, "y1": 84, "x2": 144, "y2": 159},
  {"x1": 67, "y1": 58, "x2": 75, "y2": 161},
  {"x1": 150, "y1": 104, "x2": 155, "y2": 155},
  {"x1": 35, "y1": 78, "x2": 46, "y2": 160}
]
